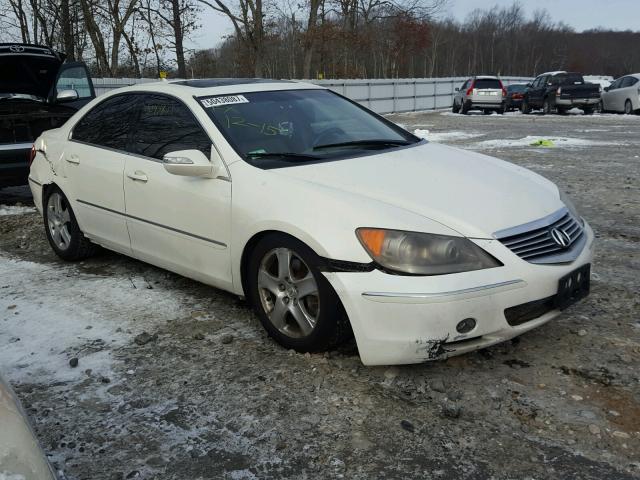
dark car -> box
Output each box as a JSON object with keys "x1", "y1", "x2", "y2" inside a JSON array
[
  {"x1": 1, "y1": 43, "x2": 95, "y2": 188},
  {"x1": 521, "y1": 71, "x2": 600, "y2": 115},
  {"x1": 503, "y1": 84, "x2": 526, "y2": 112}
]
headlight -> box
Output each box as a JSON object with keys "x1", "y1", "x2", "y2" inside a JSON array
[
  {"x1": 356, "y1": 228, "x2": 502, "y2": 275},
  {"x1": 560, "y1": 190, "x2": 583, "y2": 224}
]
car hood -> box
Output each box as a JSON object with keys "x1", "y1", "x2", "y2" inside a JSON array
[
  {"x1": 276, "y1": 142, "x2": 562, "y2": 239},
  {"x1": 0, "y1": 44, "x2": 64, "y2": 99}
]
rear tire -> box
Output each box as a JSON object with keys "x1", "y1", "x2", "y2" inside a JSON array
[
  {"x1": 247, "y1": 233, "x2": 351, "y2": 352},
  {"x1": 557, "y1": 107, "x2": 568, "y2": 115},
  {"x1": 583, "y1": 107, "x2": 594, "y2": 115},
  {"x1": 542, "y1": 98, "x2": 552, "y2": 115},
  {"x1": 43, "y1": 187, "x2": 96, "y2": 261},
  {"x1": 624, "y1": 99, "x2": 633, "y2": 115},
  {"x1": 461, "y1": 102, "x2": 470, "y2": 115}
]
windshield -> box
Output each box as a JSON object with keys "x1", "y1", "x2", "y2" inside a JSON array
[
  {"x1": 198, "y1": 89, "x2": 419, "y2": 168},
  {"x1": 507, "y1": 84, "x2": 526, "y2": 92}
]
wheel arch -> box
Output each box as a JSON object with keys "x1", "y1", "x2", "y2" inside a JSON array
[{"x1": 238, "y1": 229, "x2": 325, "y2": 300}]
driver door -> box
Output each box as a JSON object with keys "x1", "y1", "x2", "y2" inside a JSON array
[
  {"x1": 52, "y1": 62, "x2": 95, "y2": 109},
  {"x1": 123, "y1": 94, "x2": 233, "y2": 290}
]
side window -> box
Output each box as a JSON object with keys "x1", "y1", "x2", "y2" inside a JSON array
[
  {"x1": 131, "y1": 95, "x2": 211, "y2": 161},
  {"x1": 72, "y1": 94, "x2": 140, "y2": 150},
  {"x1": 630, "y1": 77, "x2": 639, "y2": 87},
  {"x1": 621, "y1": 77, "x2": 634, "y2": 88},
  {"x1": 56, "y1": 65, "x2": 92, "y2": 99},
  {"x1": 532, "y1": 77, "x2": 542, "y2": 88}
]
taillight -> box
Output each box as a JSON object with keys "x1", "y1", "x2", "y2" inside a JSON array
[
  {"x1": 466, "y1": 80, "x2": 475, "y2": 96},
  {"x1": 28, "y1": 145, "x2": 37, "y2": 167},
  {"x1": 500, "y1": 82, "x2": 507, "y2": 97},
  {"x1": 557, "y1": 87, "x2": 562, "y2": 95}
]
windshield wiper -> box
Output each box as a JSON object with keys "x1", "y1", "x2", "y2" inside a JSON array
[
  {"x1": 313, "y1": 139, "x2": 413, "y2": 151},
  {"x1": 246, "y1": 152, "x2": 322, "y2": 162}
]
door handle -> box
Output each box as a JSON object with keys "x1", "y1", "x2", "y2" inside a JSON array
[
  {"x1": 127, "y1": 171, "x2": 148, "y2": 183},
  {"x1": 66, "y1": 155, "x2": 80, "y2": 165}
]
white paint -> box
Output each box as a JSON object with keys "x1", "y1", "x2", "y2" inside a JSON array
[{"x1": 413, "y1": 128, "x2": 482, "y2": 143}]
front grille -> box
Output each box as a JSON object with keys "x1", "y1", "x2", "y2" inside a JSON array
[{"x1": 495, "y1": 208, "x2": 585, "y2": 264}]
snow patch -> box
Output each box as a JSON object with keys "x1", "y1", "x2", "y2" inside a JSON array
[
  {"x1": 0, "y1": 205, "x2": 35, "y2": 216},
  {"x1": 413, "y1": 129, "x2": 482, "y2": 143},
  {"x1": 0, "y1": 255, "x2": 185, "y2": 384}
]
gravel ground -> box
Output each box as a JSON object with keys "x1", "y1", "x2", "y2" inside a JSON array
[{"x1": 1, "y1": 110, "x2": 639, "y2": 480}]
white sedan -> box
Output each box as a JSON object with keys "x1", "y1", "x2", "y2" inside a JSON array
[
  {"x1": 601, "y1": 73, "x2": 640, "y2": 114},
  {"x1": 28, "y1": 79, "x2": 594, "y2": 366}
]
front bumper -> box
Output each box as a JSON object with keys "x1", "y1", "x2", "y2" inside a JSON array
[
  {"x1": 0, "y1": 143, "x2": 31, "y2": 187},
  {"x1": 324, "y1": 222, "x2": 595, "y2": 366}
]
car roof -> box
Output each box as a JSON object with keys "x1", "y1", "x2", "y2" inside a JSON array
[
  {"x1": 473, "y1": 75, "x2": 499, "y2": 79},
  {"x1": 107, "y1": 78, "x2": 324, "y2": 99}
]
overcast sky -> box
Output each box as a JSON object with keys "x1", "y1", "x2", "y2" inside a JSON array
[{"x1": 186, "y1": 0, "x2": 640, "y2": 50}]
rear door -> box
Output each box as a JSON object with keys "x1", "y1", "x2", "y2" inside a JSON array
[
  {"x1": 123, "y1": 93, "x2": 232, "y2": 289},
  {"x1": 618, "y1": 76, "x2": 638, "y2": 111},
  {"x1": 52, "y1": 62, "x2": 95, "y2": 109},
  {"x1": 528, "y1": 75, "x2": 548, "y2": 107},
  {"x1": 63, "y1": 93, "x2": 140, "y2": 254}
]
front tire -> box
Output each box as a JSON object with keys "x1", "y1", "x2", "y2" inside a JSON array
[
  {"x1": 247, "y1": 233, "x2": 350, "y2": 352},
  {"x1": 624, "y1": 99, "x2": 633, "y2": 115},
  {"x1": 542, "y1": 98, "x2": 553, "y2": 115},
  {"x1": 43, "y1": 187, "x2": 96, "y2": 261},
  {"x1": 452, "y1": 101, "x2": 460, "y2": 114}
]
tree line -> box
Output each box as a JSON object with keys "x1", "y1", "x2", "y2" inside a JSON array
[{"x1": 1, "y1": 0, "x2": 639, "y2": 79}]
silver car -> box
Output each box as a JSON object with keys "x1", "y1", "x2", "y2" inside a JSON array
[
  {"x1": 453, "y1": 76, "x2": 506, "y2": 114},
  {"x1": 601, "y1": 73, "x2": 640, "y2": 114},
  {"x1": 0, "y1": 375, "x2": 55, "y2": 479}
]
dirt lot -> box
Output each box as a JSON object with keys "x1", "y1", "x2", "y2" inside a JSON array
[{"x1": 1, "y1": 110, "x2": 639, "y2": 480}]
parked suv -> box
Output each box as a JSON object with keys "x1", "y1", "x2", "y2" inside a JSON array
[
  {"x1": 1, "y1": 43, "x2": 95, "y2": 188},
  {"x1": 452, "y1": 76, "x2": 506, "y2": 115},
  {"x1": 522, "y1": 71, "x2": 600, "y2": 115}
]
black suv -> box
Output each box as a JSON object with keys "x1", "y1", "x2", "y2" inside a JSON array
[
  {"x1": 522, "y1": 71, "x2": 600, "y2": 115},
  {"x1": 1, "y1": 43, "x2": 95, "y2": 187}
]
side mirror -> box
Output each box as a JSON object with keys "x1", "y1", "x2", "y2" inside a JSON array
[
  {"x1": 603, "y1": 86, "x2": 610, "y2": 92},
  {"x1": 163, "y1": 147, "x2": 225, "y2": 178},
  {"x1": 454, "y1": 87, "x2": 460, "y2": 92},
  {"x1": 56, "y1": 89, "x2": 78, "y2": 102},
  {"x1": 526, "y1": 82, "x2": 532, "y2": 87}
]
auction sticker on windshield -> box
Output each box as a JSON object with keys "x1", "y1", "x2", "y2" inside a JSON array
[{"x1": 200, "y1": 95, "x2": 249, "y2": 108}]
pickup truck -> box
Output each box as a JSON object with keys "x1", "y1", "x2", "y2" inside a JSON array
[
  {"x1": 1, "y1": 43, "x2": 95, "y2": 188},
  {"x1": 522, "y1": 71, "x2": 601, "y2": 115}
]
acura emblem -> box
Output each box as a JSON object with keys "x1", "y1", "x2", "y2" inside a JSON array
[
  {"x1": 550, "y1": 227, "x2": 571, "y2": 248},
  {"x1": 9, "y1": 45, "x2": 25, "y2": 52}
]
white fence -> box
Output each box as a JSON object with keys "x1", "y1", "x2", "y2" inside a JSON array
[{"x1": 92, "y1": 76, "x2": 533, "y2": 114}]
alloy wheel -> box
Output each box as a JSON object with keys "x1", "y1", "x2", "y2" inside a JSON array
[
  {"x1": 47, "y1": 192, "x2": 72, "y2": 251},
  {"x1": 257, "y1": 247, "x2": 320, "y2": 338}
]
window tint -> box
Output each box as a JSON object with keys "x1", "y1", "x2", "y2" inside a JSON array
[
  {"x1": 56, "y1": 65, "x2": 92, "y2": 99},
  {"x1": 621, "y1": 77, "x2": 637, "y2": 88},
  {"x1": 507, "y1": 84, "x2": 526, "y2": 92},
  {"x1": 553, "y1": 73, "x2": 584, "y2": 85},
  {"x1": 474, "y1": 79, "x2": 501, "y2": 89},
  {"x1": 131, "y1": 95, "x2": 211, "y2": 160},
  {"x1": 72, "y1": 94, "x2": 140, "y2": 150}
]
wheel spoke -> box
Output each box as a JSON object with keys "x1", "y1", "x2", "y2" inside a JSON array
[
  {"x1": 295, "y1": 274, "x2": 318, "y2": 299},
  {"x1": 269, "y1": 298, "x2": 288, "y2": 330},
  {"x1": 258, "y1": 269, "x2": 280, "y2": 295},
  {"x1": 59, "y1": 226, "x2": 71, "y2": 247},
  {"x1": 276, "y1": 248, "x2": 292, "y2": 280},
  {"x1": 51, "y1": 225, "x2": 61, "y2": 245},
  {"x1": 289, "y1": 304, "x2": 314, "y2": 336},
  {"x1": 54, "y1": 193, "x2": 63, "y2": 216}
]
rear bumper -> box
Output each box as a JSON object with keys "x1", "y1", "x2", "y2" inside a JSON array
[
  {"x1": 556, "y1": 97, "x2": 600, "y2": 107},
  {"x1": 465, "y1": 99, "x2": 503, "y2": 109},
  {"x1": 0, "y1": 143, "x2": 31, "y2": 187},
  {"x1": 324, "y1": 223, "x2": 595, "y2": 366}
]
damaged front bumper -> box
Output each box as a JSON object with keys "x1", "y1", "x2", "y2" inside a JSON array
[{"x1": 323, "y1": 223, "x2": 595, "y2": 366}]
